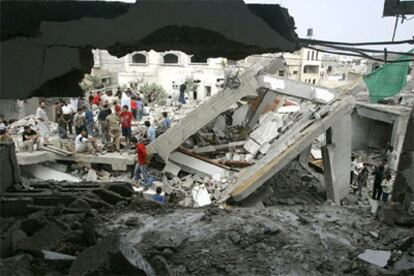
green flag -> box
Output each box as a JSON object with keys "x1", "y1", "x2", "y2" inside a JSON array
[{"x1": 363, "y1": 49, "x2": 413, "y2": 103}]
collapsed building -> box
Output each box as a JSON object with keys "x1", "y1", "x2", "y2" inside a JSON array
[{"x1": 1, "y1": 0, "x2": 414, "y2": 275}]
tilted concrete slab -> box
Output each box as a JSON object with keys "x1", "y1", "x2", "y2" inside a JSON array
[
  {"x1": 259, "y1": 74, "x2": 336, "y2": 104},
  {"x1": 147, "y1": 61, "x2": 271, "y2": 161},
  {"x1": 16, "y1": 151, "x2": 56, "y2": 165},
  {"x1": 223, "y1": 96, "x2": 355, "y2": 202}
]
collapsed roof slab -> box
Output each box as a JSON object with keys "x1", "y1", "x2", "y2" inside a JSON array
[
  {"x1": 259, "y1": 75, "x2": 336, "y2": 104},
  {"x1": 147, "y1": 60, "x2": 271, "y2": 161},
  {"x1": 0, "y1": 0, "x2": 299, "y2": 99},
  {"x1": 223, "y1": 96, "x2": 355, "y2": 203}
]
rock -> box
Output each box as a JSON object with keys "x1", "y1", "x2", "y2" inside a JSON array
[
  {"x1": 18, "y1": 223, "x2": 65, "y2": 252},
  {"x1": 358, "y1": 249, "x2": 391, "y2": 267},
  {"x1": 69, "y1": 234, "x2": 155, "y2": 276},
  {"x1": 393, "y1": 254, "x2": 414, "y2": 272},
  {"x1": 107, "y1": 183, "x2": 134, "y2": 197},
  {"x1": 161, "y1": 248, "x2": 174, "y2": 258},
  {"x1": 41, "y1": 250, "x2": 76, "y2": 263},
  {"x1": 0, "y1": 254, "x2": 33, "y2": 276},
  {"x1": 369, "y1": 231, "x2": 379, "y2": 239},
  {"x1": 301, "y1": 174, "x2": 313, "y2": 182},
  {"x1": 68, "y1": 198, "x2": 91, "y2": 210},
  {"x1": 227, "y1": 231, "x2": 241, "y2": 244},
  {"x1": 85, "y1": 169, "x2": 97, "y2": 182},
  {"x1": 125, "y1": 217, "x2": 140, "y2": 227},
  {"x1": 92, "y1": 188, "x2": 125, "y2": 205},
  {"x1": 20, "y1": 214, "x2": 48, "y2": 235},
  {"x1": 11, "y1": 230, "x2": 28, "y2": 252},
  {"x1": 151, "y1": 255, "x2": 171, "y2": 276}
]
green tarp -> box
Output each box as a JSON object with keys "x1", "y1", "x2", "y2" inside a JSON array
[{"x1": 363, "y1": 49, "x2": 413, "y2": 103}]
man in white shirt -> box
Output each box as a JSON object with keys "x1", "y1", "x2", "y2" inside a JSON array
[
  {"x1": 62, "y1": 101, "x2": 74, "y2": 135},
  {"x1": 75, "y1": 129, "x2": 99, "y2": 153},
  {"x1": 36, "y1": 101, "x2": 50, "y2": 144}
]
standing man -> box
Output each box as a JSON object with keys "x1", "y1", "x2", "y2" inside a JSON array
[
  {"x1": 36, "y1": 101, "x2": 50, "y2": 144},
  {"x1": 84, "y1": 107, "x2": 95, "y2": 136},
  {"x1": 179, "y1": 82, "x2": 187, "y2": 104},
  {"x1": 356, "y1": 163, "x2": 369, "y2": 196},
  {"x1": 130, "y1": 96, "x2": 138, "y2": 120},
  {"x1": 73, "y1": 108, "x2": 86, "y2": 135},
  {"x1": 162, "y1": 112, "x2": 171, "y2": 130},
  {"x1": 372, "y1": 160, "x2": 386, "y2": 200},
  {"x1": 106, "y1": 109, "x2": 121, "y2": 152},
  {"x1": 136, "y1": 97, "x2": 144, "y2": 121},
  {"x1": 121, "y1": 91, "x2": 131, "y2": 111},
  {"x1": 145, "y1": 121, "x2": 156, "y2": 142},
  {"x1": 386, "y1": 146, "x2": 398, "y2": 173},
  {"x1": 62, "y1": 101, "x2": 74, "y2": 135},
  {"x1": 92, "y1": 91, "x2": 102, "y2": 107},
  {"x1": 120, "y1": 105, "x2": 133, "y2": 145},
  {"x1": 98, "y1": 104, "x2": 111, "y2": 144},
  {"x1": 131, "y1": 136, "x2": 150, "y2": 187},
  {"x1": 54, "y1": 101, "x2": 67, "y2": 139}
]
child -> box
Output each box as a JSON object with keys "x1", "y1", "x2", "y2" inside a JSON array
[
  {"x1": 152, "y1": 186, "x2": 165, "y2": 205},
  {"x1": 120, "y1": 105, "x2": 133, "y2": 145}
]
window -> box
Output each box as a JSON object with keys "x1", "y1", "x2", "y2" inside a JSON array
[
  {"x1": 293, "y1": 70, "x2": 298, "y2": 75},
  {"x1": 307, "y1": 51, "x2": 310, "y2": 60},
  {"x1": 278, "y1": 70, "x2": 285, "y2": 77},
  {"x1": 132, "y1": 53, "x2": 146, "y2": 64},
  {"x1": 311, "y1": 51, "x2": 315, "y2": 61},
  {"x1": 163, "y1": 53, "x2": 179, "y2": 64},
  {"x1": 312, "y1": 79, "x2": 316, "y2": 84},
  {"x1": 303, "y1": 65, "x2": 319, "y2": 74},
  {"x1": 327, "y1": 66, "x2": 333, "y2": 73},
  {"x1": 191, "y1": 56, "x2": 208, "y2": 63},
  {"x1": 316, "y1": 51, "x2": 319, "y2": 61}
]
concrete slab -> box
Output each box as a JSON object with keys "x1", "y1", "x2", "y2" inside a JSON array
[
  {"x1": 21, "y1": 164, "x2": 81, "y2": 182},
  {"x1": 223, "y1": 96, "x2": 355, "y2": 202},
  {"x1": 147, "y1": 60, "x2": 271, "y2": 161},
  {"x1": 16, "y1": 151, "x2": 55, "y2": 165},
  {"x1": 163, "y1": 162, "x2": 181, "y2": 176},
  {"x1": 169, "y1": 151, "x2": 228, "y2": 178},
  {"x1": 358, "y1": 249, "x2": 391, "y2": 267}
]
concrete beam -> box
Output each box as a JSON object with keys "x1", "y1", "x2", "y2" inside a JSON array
[
  {"x1": 259, "y1": 74, "x2": 336, "y2": 104},
  {"x1": 224, "y1": 96, "x2": 355, "y2": 202},
  {"x1": 147, "y1": 61, "x2": 270, "y2": 161},
  {"x1": 193, "y1": 141, "x2": 246, "y2": 154},
  {"x1": 246, "y1": 90, "x2": 280, "y2": 129},
  {"x1": 356, "y1": 106, "x2": 397, "y2": 124},
  {"x1": 322, "y1": 115, "x2": 352, "y2": 204}
]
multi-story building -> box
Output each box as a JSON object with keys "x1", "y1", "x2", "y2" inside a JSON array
[{"x1": 92, "y1": 49, "x2": 227, "y2": 100}]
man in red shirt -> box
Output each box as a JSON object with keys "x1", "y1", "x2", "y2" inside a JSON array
[
  {"x1": 130, "y1": 96, "x2": 137, "y2": 120},
  {"x1": 92, "y1": 91, "x2": 102, "y2": 106},
  {"x1": 131, "y1": 136, "x2": 150, "y2": 187},
  {"x1": 120, "y1": 105, "x2": 133, "y2": 144}
]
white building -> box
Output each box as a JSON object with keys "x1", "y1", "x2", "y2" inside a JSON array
[{"x1": 92, "y1": 49, "x2": 228, "y2": 100}]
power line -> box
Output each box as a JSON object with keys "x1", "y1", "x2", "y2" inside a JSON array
[{"x1": 300, "y1": 38, "x2": 414, "y2": 47}]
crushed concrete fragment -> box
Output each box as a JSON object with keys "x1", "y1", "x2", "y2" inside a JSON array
[{"x1": 358, "y1": 249, "x2": 391, "y2": 267}]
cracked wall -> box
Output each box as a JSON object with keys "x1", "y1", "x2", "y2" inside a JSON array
[{"x1": 0, "y1": 0, "x2": 299, "y2": 99}]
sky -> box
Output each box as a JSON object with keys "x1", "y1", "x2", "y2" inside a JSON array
[{"x1": 244, "y1": 0, "x2": 413, "y2": 51}]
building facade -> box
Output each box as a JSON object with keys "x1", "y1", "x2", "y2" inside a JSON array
[{"x1": 92, "y1": 49, "x2": 228, "y2": 100}]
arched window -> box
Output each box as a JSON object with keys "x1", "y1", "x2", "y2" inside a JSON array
[
  {"x1": 163, "y1": 53, "x2": 179, "y2": 64},
  {"x1": 132, "y1": 53, "x2": 146, "y2": 64}
]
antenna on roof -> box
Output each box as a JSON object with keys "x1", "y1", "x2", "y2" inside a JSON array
[{"x1": 307, "y1": 28, "x2": 314, "y2": 39}]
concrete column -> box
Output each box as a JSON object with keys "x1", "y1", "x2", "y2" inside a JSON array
[
  {"x1": 298, "y1": 145, "x2": 311, "y2": 167},
  {"x1": 246, "y1": 90, "x2": 280, "y2": 129},
  {"x1": 322, "y1": 114, "x2": 352, "y2": 204},
  {"x1": 0, "y1": 142, "x2": 21, "y2": 195}
]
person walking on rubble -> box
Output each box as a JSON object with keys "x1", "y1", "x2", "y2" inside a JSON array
[
  {"x1": 372, "y1": 160, "x2": 386, "y2": 200},
  {"x1": 145, "y1": 120, "x2": 156, "y2": 142},
  {"x1": 355, "y1": 163, "x2": 369, "y2": 196},
  {"x1": 178, "y1": 82, "x2": 187, "y2": 104},
  {"x1": 131, "y1": 136, "x2": 151, "y2": 188},
  {"x1": 36, "y1": 100, "x2": 50, "y2": 144},
  {"x1": 106, "y1": 109, "x2": 120, "y2": 152}
]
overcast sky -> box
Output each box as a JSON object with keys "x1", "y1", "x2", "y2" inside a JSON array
[{"x1": 245, "y1": 0, "x2": 413, "y2": 51}]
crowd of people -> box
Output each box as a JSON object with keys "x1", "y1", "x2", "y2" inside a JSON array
[{"x1": 351, "y1": 146, "x2": 397, "y2": 203}]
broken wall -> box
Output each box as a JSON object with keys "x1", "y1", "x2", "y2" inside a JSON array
[
  {"x1": 351, "y1": 111, "x2": 393, "y2": 150},
  {"x1": 0, "y1": 142, "x2": 21, "y2": 196},
  {"x1": 393, "y1": 107, "x2": 414, "y2": 208}
]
